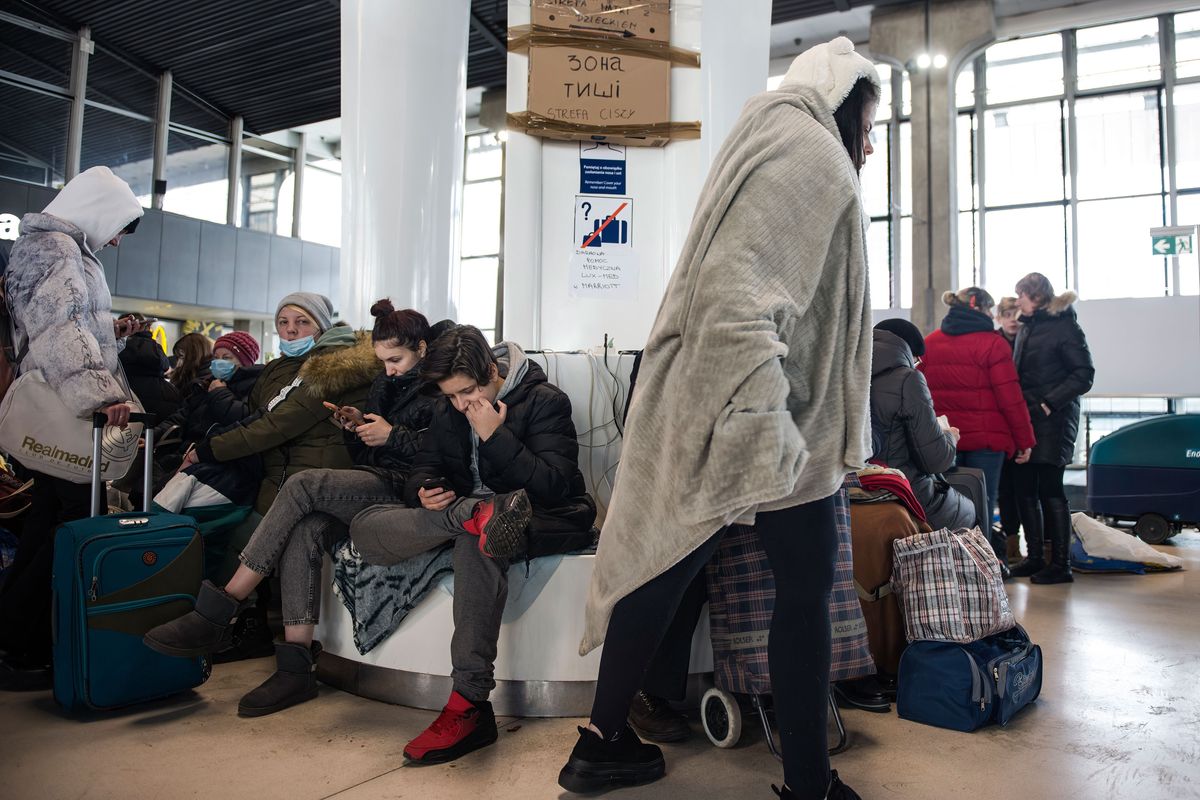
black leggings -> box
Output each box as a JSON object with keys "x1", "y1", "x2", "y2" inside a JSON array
[
  {"x1": 591, "y1": 495, "x2": 839, "y2": 799},
  {"x1": 1012, "y1": 463, "x2": 1069, "y2": 551}
]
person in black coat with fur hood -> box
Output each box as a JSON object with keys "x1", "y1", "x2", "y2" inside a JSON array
[{"x1": 1008, "y1": 272, "x2": 1094, "y2": 585}]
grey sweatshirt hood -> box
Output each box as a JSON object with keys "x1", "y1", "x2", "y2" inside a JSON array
[{"x1": 492, "y1": 341, "x2": 529, "y2": 402}]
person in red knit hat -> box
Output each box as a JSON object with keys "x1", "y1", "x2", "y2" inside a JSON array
[{"x1": 212, "y1": 331, "x2": 260, "y2": 371}]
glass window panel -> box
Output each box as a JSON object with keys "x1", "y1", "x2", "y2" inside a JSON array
[
  {"x1": 1075, "y1": 91, "x2": 1161, "y2": 200},
  {"x1": 861, "y1": 122, "x2": 889, "y2": 218},
  {"x1": 1172, "y1": 193, "x2": 1200, "y2": 296},
  {"x1": 240, "y1": 145, "x2": 294, "y2": 235},
  {"x1": 983, "y1": 102, "x2": 1064, "y2": 207},
  {"x1": 0, "y1": 22, "x2": 71, "y2": 88},
  {"x1": 902, "y1": 72, "x2": 911, "y2": 117},
  {"x1": 0, "y1": 83, "x2": 68, "y2": 187},
  {"x1": 899, "y1": 121, "x2": 912, "y2": 216},
  {"x1": 957, "y1": 113, "x2": 975, "y2": 212},
  {"x1": 958, "y1": 211, "x2": 978, "y2": 289},
  {"x1": 82, "y1": 106, "x2": 154, "y2": 203},
  {"x1": 985, "y1": 35, "x2": 1063, "y2": 105},
  {"x1": 1173, "y1": 83, "x2": 1200, "y2": 190},
  {"x1": 900, "y1": 216, "x2": 913, "y2": 308},
  {"x1": 956, "y1": 62, "x2": 975, "y2": 110},
  {"x1": 866, "y1": 219, "x2": 891, "y2": 310},
  {"x1": 461, "y1": 180, "x2": 502, "y2": 258},
  {"x1": 86, "y1": 49, "x2": 156, "y2": 115},
  {"x1": 1176, "y1": 10, "x2": 1200, "y2": 80},
  {"x1": 1076, "y1": 195, "x2": 1167, "y2": 299},
  {"x1": 458, "y1": 257, "x2": 499, "y2": 331},
  {"x1": 164, "y1": 132, "x2": 230, "y2": 225},
  {"x1": 300, "y1": 158, "x2": 342, "y2": 247},
  {"x1": 983, "y1": 205, "x2": 1067, "y2": 300},
  {"x1": 466, "y1": 142, "x2": 503, "y2": 182},
  {"x1": 875, "y1": 63, "x2": 892, "y2": 121},
  {"x1": 766, "y1": 74, "x2": 783, "y2": 91},
  {"x1": 1076, "y1": 19, "x2": 1160, "y2": 91},
  {"x1": 171, "y1": 89, "x2": 229, "y2": 137}
]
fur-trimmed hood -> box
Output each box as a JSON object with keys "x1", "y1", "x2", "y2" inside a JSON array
[
  {"x1": 299, "y1": 330, "x2": 383, "y2": 398},
  {"x1": 1042, "y1": 290, "x2": 1078, "y2": 317}
]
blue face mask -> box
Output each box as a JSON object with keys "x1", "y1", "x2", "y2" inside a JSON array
[
  {"x1": 280, "y1": 335, "x2": 315, "y2": 358},
  {"x1": 210, "y1": 358, "x2": 237, "y2": 381}
]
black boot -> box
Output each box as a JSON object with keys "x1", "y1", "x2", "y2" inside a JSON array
[
  {"x1": 1032, "y1": 498, "x2": 1073, "y2": 585},
  {"x1": 212, "y1": 607, "x2": 275, "y2": 664},
  {"x1": 773, "y1": 770, "x2": 861, "y2": 799},
  {"x1": 143, "y1": 580, "x2": 242, "y2": 657},
  {"x1": 558, "y1": 724, "x2": 665, "y2": 794},
  {"x1": 628, "y1": 690, "x2": 691, "y2": 742},
  {"x1": 237, "y1": 641, "x2": 321, "y2": 717},
  {"x1": 833, "y1": 676, "x2": 892, "y2": 713}
]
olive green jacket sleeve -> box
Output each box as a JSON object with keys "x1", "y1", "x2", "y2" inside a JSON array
[{"x1": 200, "y1": 386, "x2": 332, "y2": 463}]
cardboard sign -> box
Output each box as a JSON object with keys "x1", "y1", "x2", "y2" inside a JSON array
[
  {"x1": 528, "y1": 47, "x2": 670, "y2": 129},
  {"x1": 532, "y1": 0, "x2": 671, "y2": 43}
]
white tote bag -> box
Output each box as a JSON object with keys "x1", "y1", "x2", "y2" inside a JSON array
[{"x1": 0, "y1": 368, "x2": 143, "y2": 484}]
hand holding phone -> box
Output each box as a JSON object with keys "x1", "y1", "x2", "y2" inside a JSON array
[
  {"x1": 418, "y1": 477, "x2": 456, "y2": 511},
  {"x1": 323, "y1": 402, "x2": 366, "y2": 430}
]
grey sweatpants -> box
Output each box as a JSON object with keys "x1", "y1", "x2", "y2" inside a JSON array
[{"x1": 351, "y1": 500, "x2": 509, "y2": 703}]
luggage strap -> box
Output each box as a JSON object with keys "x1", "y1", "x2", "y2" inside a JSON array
[{"x1": 854, "y1": 579, "x2": 893, "y2": 603}]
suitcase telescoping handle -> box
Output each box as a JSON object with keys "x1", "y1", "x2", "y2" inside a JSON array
[{"x1": 90, "y1": 412, "x2": 158, "y2": 518}]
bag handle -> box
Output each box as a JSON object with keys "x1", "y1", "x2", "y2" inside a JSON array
[{"x1": 90, "y1": 412, "x2": 158, "y2": 517}]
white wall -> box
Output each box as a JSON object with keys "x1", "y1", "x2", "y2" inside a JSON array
[{"x1": 1075, "y1": 296, "x2": 1200, "y2": 398}]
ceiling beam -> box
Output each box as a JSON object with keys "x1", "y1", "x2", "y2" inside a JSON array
[{"x1": 470, "y1": 10, "x2": 506, "y2": 59}]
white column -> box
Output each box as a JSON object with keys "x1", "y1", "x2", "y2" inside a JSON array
[
  {"x1": 503, "y1": 0, "x2": 772, "y2": 350},
  {"x1": 340, "y1": 0, "x2": 469, "y2": 327}
]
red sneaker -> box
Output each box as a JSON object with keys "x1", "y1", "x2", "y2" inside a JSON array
[
  {"x1": 403, "y1": 691, "x2": 498, "y2": 764},
  {"x1": 461, "y1": 490, "x2": 532, "y2": 559}
]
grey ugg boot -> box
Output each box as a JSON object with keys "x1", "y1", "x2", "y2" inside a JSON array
[
  {"x1": 143, "y1": 580, "x2": 243, "y2": 658},
  {"x1": 237, "y1": 641, "x2": 322, "y2": 717}
]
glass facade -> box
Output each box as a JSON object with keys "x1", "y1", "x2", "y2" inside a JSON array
[{"x1": 457, "y1": 132, "x2": 504, "y2": 342}]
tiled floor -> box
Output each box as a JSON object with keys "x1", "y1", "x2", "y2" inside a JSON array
[{"x1": 2, "y1": 531, "x2": 1198, "y2": 800}]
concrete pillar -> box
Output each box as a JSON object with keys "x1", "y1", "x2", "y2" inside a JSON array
[
  {"x1": 340, "y1": 0, "x2": 469, "y2": 327},
  {"x1": 503, "y1": 0, "x2": 773, "y2": 350},
  {"x1": 871, "y1": 0, "x2": 995, "y2": 334}
]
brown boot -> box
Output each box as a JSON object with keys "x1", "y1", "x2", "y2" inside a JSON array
[{"x1": 1006, "y1": 535, "x2": 1022, "y2": 564}]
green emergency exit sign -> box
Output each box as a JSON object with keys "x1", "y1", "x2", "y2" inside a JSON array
[{"x1": 1150, "y1": 226, "x2": 1195, "y2": 255}]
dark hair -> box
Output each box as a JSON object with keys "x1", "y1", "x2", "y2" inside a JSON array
[
  {"x1": 170, "y1": 332, "x2": 213, "y2": 390},
  {"x1": 833, "y1": 77, "x2": 879, "y2": 173},
  {"x1": 874, "y1": 317, "x2": 926, "y2": 357},
  {"x1": 370, "y1": 298, "x2": 430, "y2": 349},
  {"x1": 421, "y1": 325, "x2": 496, "y2": 386},
  {"x1": 1015, "y1": 272, "x2": 1054, "y2": 309}
]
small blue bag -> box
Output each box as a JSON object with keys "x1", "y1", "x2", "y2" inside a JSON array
[{"x1": 897, "y1": 624, "x2": 1042, "y2": 732}]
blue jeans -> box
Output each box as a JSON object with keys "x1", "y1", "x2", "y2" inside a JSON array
[{"x1": 955, "y1": 449, "x2": 1005, "y2": 527}]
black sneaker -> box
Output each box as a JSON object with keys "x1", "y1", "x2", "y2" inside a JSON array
[
  {"x1": 832, "y1": 677, "x2": 891, "y2": 713},
  {"x1": 558, "y1": 724, "x2": 665, "y2": 794},
  {"x1": 629, "y1": 690, "x2": 691, "y2": 743}
]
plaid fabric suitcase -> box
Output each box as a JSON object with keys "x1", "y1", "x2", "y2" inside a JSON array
[
  {"x1": 52, "y1": 414, "x2": 209, "y2": 712},
  {"x1": 706, "y1": 484, "x2": 875, "y2": 697},
  {"x1": 891, "y1": 526, "x2": 1014, "y2": 644}
]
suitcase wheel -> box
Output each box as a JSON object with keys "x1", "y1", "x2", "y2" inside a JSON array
[{"x1": 701, "y1": 687, "x2": 742, "y2": 749}]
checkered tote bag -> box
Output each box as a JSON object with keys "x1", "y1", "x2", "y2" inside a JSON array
[{"x1": 891, "y1": 527, "x2": 1015, "y2": 643}]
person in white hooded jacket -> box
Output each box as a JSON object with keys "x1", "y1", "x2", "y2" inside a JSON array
[{"x1": 0, "y1": 166, "x2": 145, "y2": 678}]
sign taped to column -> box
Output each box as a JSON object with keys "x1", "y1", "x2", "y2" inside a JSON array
[
  {"x1": 579, "y1": 143, "x2": 627, "y2": 195},
  {"x1": 570, "y1": 195, "x2": 636, "y2": 299}
]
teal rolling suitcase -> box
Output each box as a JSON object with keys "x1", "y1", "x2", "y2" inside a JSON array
[{"x1": 52, "y1": 413, "x2": 210, "y2": 712}]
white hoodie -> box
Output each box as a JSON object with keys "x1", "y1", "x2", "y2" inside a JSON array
[{"x1": 41, "y1": 166, "x2": 143, "y2": 256}]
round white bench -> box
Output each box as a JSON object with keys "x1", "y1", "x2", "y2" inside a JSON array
[{"x1": 315, "y1": 552, "x2": 713, "y2": 717}]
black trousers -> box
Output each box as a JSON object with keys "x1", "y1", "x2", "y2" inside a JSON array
[
  {"x1": 591, "y1": 496, "x2": 839, "y2": 799},
  {"x1": 0, "y1": 470, "x2": 92, "y2": 662},
  {"x1": 1012, "y1": 463, "x2": 1069, "y2": 559},
  {"x1": 998, "y1": 459, "x2": 1021, "y2": 539},
  {"x1": 641, "y1": 569, "x2": 707, "y2": 702}
]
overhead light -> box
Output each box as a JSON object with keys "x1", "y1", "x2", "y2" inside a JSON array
[
  {"x1": 915, "y1": 52, "x2": 932, "y2": 70},
  {"x1": 933, "y1": 54, "x2": 948, "y2": 70}
]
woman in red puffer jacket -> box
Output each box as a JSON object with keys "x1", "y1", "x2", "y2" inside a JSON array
[{"x1": 920, "y1": 287, "x2": 1035, "y2": 565}]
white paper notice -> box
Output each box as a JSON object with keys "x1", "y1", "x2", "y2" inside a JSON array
[{"x1": 569, "y1": 247, "x2": 637, "y2": 299}]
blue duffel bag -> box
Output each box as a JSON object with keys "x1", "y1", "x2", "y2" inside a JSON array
[{"x1": 897, "y1": 624, "x2": 1043, "y2": 732}]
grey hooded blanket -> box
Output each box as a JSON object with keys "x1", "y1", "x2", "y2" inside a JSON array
[{"x1": 581, "y1": 85, "x2": 874, "y2": 654}]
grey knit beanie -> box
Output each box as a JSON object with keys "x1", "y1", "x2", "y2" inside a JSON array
[{"x1": 276, "y1": 292, "x2": 334, "y2": 332}]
